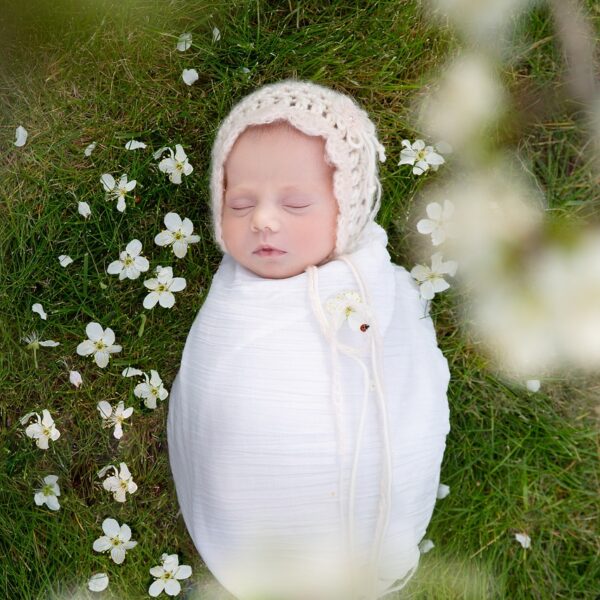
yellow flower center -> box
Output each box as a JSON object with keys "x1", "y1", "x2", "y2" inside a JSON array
[
  {"x1": 95, "y1": 341, "x2": 106, "y2": 350},
  {"x1": 157, "y1": 284, "x2": 167, "y2": 292},
  {"x1": 124, "y1": 257, "x2": 134, "y2": 266},
  {"x1": 416, "y1": 149, "x2": 427, "y2": 161},
  {"x1": 174, "y1": 231, "x2": 183, "y2": 240}
]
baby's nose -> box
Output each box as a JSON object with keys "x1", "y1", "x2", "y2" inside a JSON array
[{"x1": 250, "y1": 204, "x2": 281, "y2": 233}]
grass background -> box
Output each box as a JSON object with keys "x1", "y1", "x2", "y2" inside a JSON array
[{"x1": 1, "y1": 0, "x2": 598, "y2": 598}]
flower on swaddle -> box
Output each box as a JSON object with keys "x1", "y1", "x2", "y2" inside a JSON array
[{"x1": 325, "y1": 290, "x2": 371, "y2": 333}]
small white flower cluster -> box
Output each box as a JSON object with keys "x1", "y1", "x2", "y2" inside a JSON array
[{"x1": 398, "y1": 139, "x2": 452, "y2": 176}]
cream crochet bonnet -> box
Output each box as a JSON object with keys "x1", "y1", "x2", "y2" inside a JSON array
[{"x1": 209, "y1": 78, "x2": 387, "y2": 257}]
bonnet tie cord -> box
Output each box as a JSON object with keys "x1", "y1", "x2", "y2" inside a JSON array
[
  {"x1": 306, "y1": 264, "x2": 372, "y2": 600},
  {"x1": 338, "y1": 255, "x2": 393, "y2": 600}
]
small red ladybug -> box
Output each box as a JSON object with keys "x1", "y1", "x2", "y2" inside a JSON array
[{"x1": 360, "y1": 323, "x2": 370, "y2": 332}]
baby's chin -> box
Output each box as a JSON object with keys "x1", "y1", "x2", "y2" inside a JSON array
[{"x1": 241, "y1": 255, "x2": 332, "y2": 279}]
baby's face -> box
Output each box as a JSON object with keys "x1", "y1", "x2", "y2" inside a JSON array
[{"x1": 222, "y1": 124, "x2": 339, "y2": 279}]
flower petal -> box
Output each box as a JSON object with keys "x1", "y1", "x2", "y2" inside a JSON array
[
  {"x1": 86, "y1": 322, "x2": 104, "y2": 342},
  {"x1": 31, "y1": 303, "x2": 47, "y2": 320},
  {"x1": 88, "y1": 573, "x2": 109, "y2": 592},
  {"x1": 14, "y1": 125, "x2": 28, "y2": 147}
]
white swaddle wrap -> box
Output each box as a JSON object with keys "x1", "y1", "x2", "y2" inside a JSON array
[{"x1": 167, "y1": 221, "x2": 451, "y2": 600}]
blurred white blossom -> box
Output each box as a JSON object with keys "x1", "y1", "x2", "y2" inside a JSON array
[
  {"x1": 84, "y1": 142, "x2": 97, "y2": 156},
  {"x1": 410, "y1": 252, "x2": 458, "y2": 300},
  {"x1": 149, "y1": 553, "x2": 193, "y2": 597},
  {"x1": 418, "y1": 539, "x2": 435, "y2": 554},
  {"x1": 417, "y1": 200, "x2": 456, "y2": 246},
  {"x1": 525, "y1": 379, "x2": 541, "y2": 392},
  {"x1": 34, "y1": 474, "x2": 61, "y2": 511},
  {"x1": 212, "y1": 27, "x2": 221, "y2": 42},
  {"x1": 76, "y1": 322, "x2": 122, "y2": 368},
  {"x1": 134, "y1": 369, "x2": 169, "y2": 409},
  {"x1": 31, "y1": 303, "x2": 47, "y2": 320},
  {"x1": 97, "y1": 400, "x2": 133, "y2": 439},
  {"x1": 177, "y1": 32, "x2": 192, "y2": 51},
  {"x1": 515, "y1": 532, "x2": 531, "y2": 549},
  {"x1": 20, "y1": 409, "x2": 60, "y2": 449},
  {"x1": 143, "y1": 266, "x2": 186, "y2": 309},
  {"x1": 93, "y1": 518, "x2": 137, "y2": 564},
  {"x1": 14, "y1": 125, "x2": 28, "y2": 147},
  {"x1": 107, "y1": 239, "x2": 150, "y2": 280},
  {"x1": 100, "y1": 173, "x2": 137, "y2": 213},
  {"x1": 155, "y1": 212, "x2": 200, "y2": 258},
  {"x1": 69, "y1": 370, "x2": 83, "y2": 388}
]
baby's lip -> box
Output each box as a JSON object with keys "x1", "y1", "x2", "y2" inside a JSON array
[{"x1": 253, "y1": 244, "x2": 286, "y2": 253}]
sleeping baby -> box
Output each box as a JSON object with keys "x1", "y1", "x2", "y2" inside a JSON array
[{"x1": 167, "y1": 79, "x2": 451, "y2": 600}]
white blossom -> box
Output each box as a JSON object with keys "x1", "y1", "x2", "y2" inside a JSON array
[
  {"x1": 31, "y1": 303, "x2": 47, "y2": 320},
  {"x1": 88, "y1": 573, "x2": 109, "y2": 592},
  {"x1": 100, "y1": 173, "x2": 137, "y2": 213},
  {"x1": 181, "y1": 68, "x2": 199, "y2": 86},
  {"x1": 410, "y1": 252, "x2": 458, "y2": 300},
  {"x1": 34, "y1": 474, "x2": 61, "y2": 511},
  {"x1": 417, "y1": 200, "x2": 456, "y2": 246},
  {"x1": 78, "y1": 201, "x2": 91, "y2": 219},
  {"x1": 84, "y1": 142, "x2": 97, "y2": 156},
  {"x1": 125, "y1": 140, "x2": 147, "y2": 150},
  {"x1": 154, "y1": 212, "x2": 200, "y2": 258},
  {"x1": 155, "y1": 145, "x2": 193, "y2": 184},
  {"x1": 22, "y1": 331, "x2": 59, "y2": 368},
  {"x1": 106, "y1": 239, "x2": 150, "y2": 280},
  {"x1": 212, "y1": 27, "x2": 221, "y2": 42},
  {"x1": 14, "y1": 125, "x2": 28, "y2": 147},
  {"x1": 325, "y1": 290, "x2": 372, "y2": 333},
  {"x1": 93, "y1": 518, "x2": 137, "y2": 564},
  {"x1": 149, "y1": 553, "x2": 193, "y2": 597},
  {"x1": 176, "y1": 32, "x2": 192, "y2": 51},
  {"x1": 76, "y1": 322, "x2": 122, "y2": 368},
  {"x1": 69, "y1": 370, "x2": 83, "y2": 388},
  {"x1": 143, "y1": 266, "x2": 186, "y2": 310},
  {"x1": 97, "y1": 400, "x2": 133, "y2": 439},
  {"x1": 98, "y1": 462, "x2": 138, "y2": 503},
  {"x1": 515, "y1": 532, "x2": 531, "y2": 549},
  {"x1": 398, "y1": 139, "x2": 445, "y2": 176},
  {"x1": 525, "y1": 379, "x2": 541, "y2": 393},
  {"x1": 20, "y1": 409, "x2": 61, "y2": 449},
  {"x1": 58, "y1": 255, "x2": 74, "y2": 267},
  {"x1": 134, "y1": 370, "x2": 169, "y2": 409}
]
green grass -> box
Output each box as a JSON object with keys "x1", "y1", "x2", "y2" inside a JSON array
[{"x1": 1, "y1": 1, "x2": 598, "y2": 598}]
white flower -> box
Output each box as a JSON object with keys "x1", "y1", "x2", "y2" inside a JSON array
[
  {"x1": 515, "y1": 532, "x2": 531, "y2": 549},
  {"x1": 106, "y1": 239, "x2": 150, "y2": 280},
  {"x1": 149, "y1": 553, "x2": 193, "y2": 597},
  {"x1": 125, "y1": 139, "x2": 147, "y2": 150},
  {"x1": 76, "y1": 322, "x2": 122, "y2": 368},
  {"x1": 78, "y1": 201, "x2": 91, "y2": 219},
  {"x1": 88, "y1": 573, "x2": 109, "y2": 592},
  {"x1": 100, "y1": 173, "x2": 137, "y2": 213},
  {"x1": 181, "y1": 68, "x2": 199, "y2": 86},
  {"x1": 417, "y1": 200, "x2": 456, "y2": 246},
  {"x1": 93, "y1": 518, "x2": 137, "y2": 564},
  {"x1": 143, "y1": 266, "x2": 186, "y2": 310},
  {"x1": 212, "y1": 27, "x2": 221, "y2": 42},
  {"x1": 58, "y1": 255, "x2": 74, "y2": 267},
  {"x1": 324, "y1": 290, "x2": 372, "y2": 333},
  {"x1": 20, "y1": 409, "x2": 61, "y2": 449},
  {"x1": 134, "y1": 370, "x2": 169, "y2": 409},
  {"x1": 122, "y1": 366, "x2": 144, "y2": 377},
  {"x1": 32, "y1": 303, "x2": 47, "y2": 320},
  {"x1": 98, "y1": 462, "x2": 138, "y2": 503},
  {"x1": 14, "y1": 125, "x2": 28, "y2": 147},
  {"x1": 176, "y1": 32, "x2": 192, "y2": 51},
  {"x1": 398, "y1": 139, "x2": 445, "y2": 175},
  {"x1": 34, "y1": 474, "x2": 61, "y2": 510},
  {"x1": 436, "y1": 483, "x2": 450, "y2": 499},
  {"x1": 97, "y1": 400, "x2": 133, "y2": 439},
  {"x1": 410, "y1": 252, "x2": 458, "y2": 300},
  {"x1": 418, "y1": 539, "x2": 435, "y2": 554},
  {"x1": 155, "y1": 212, "x2": 200, "y2": 258},
  {"x1": 22, "y1": 332, "x2": 59, "y2": 368},
  {"x1": 525, "y1": 379, "x2": 541, "y2": 393},
  {"x1": 69, "y1": 370, "x2": 83, "y2": 388},
  {"x1": 84, "y1": 142, "x2": 97, "y2": 156},
  {"x1": 156, "y1": 145, "x2": 193, "y2": 184}
]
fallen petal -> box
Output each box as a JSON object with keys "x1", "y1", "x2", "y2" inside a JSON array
[
  {"x1": 31, "y1": 303, "x2": 47, "y2": 320},
  {"x1": 14, "y1": 125, "x2": 28, "y2": 147},
  {"x1": 182, "y1": 68, "x2": 199, "y2": 86}
]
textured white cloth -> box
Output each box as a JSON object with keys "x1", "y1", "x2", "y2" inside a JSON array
[
  {"x1": 167, "y1": 222, "x2": 451, "y2": 600},
  {"x1": 209, "y1": 78, "x2": 387, "y2": 258}
]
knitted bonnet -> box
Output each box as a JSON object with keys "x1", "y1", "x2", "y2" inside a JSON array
[{"x1": 209, "y1": 78, "x2": 387, "y2": 257}]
